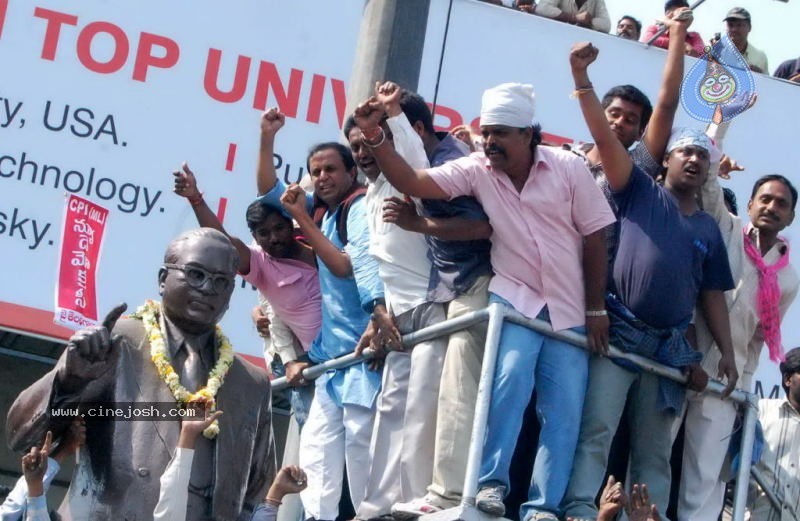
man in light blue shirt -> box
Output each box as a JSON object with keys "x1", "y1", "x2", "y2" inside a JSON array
[{"x1": 257, "y1": 110, "x2": 386, "y2": 521}]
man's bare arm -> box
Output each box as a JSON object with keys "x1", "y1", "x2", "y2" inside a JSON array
[
  {"x1": 570, "y1": 43, "x2": 633, "y2": 191},
  {"x1": 583, "y1": 229, "x2": 610, "y2": 355},
  {"x1": 256, "y1": 108, "x2": 285, "y2": 195},
  {"x1": 699, "y1": 289, "x2": 739, "y2": 397},
  {"x1": 382, "y1": 196, "x2": 492, "y2": 240},
  {"x1": 352, "y1": 98, "x2": 449, "y2": 199},
  {"x1": 642, "y1": 8, "x2": 694, "y2": 162},
  {"x1": 173, "y1": 163, "x2": 251, "y2": 273},
  {"x1": 280, "y1": 184, "x2": 353, "y2": 277}
]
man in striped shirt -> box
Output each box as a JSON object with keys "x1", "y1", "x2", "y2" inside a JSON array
[{"x1": 750, "y1": 347, "x2": 800, "y2": 520}]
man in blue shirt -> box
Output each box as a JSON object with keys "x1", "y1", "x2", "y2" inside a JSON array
[
  {"x1": 563, "y1": 42, "x2": 738, "y2": 520},
  {"x1": 256, "y1": 112, "x2": 386, "y2": 521}
]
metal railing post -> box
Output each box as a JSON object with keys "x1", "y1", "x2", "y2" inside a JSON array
[
  {"x1": 268, "y1": 302, "x2": 761, "y2": 521},
  {"x1": 461, "y1": 301, "x2": 506, "y2": 505},
  {"x1": 732, "y1": 396, "x2": 759, "y2": 521},
  {"x1": 751, "y1": 466, "x2": 782, "y2": 512}
]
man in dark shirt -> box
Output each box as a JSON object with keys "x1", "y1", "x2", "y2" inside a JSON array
[
  {"x1": 774, "y1": 57, "x2": 800, "y2": 84},
  {"x1": 563, "y1": 42, "x2": 739, "y2": 520}
]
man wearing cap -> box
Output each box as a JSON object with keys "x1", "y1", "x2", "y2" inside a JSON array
[
  {"x1": 353, "y1": 82, "x2": 615, "y2": 521},
  {"x1": 723, "y1": 7, "x2": 769, "y2": 74},
  {"x1": 750, "y1": 347, "x2": 800, "y2": 519},
  {"x1": 564, "y1": 42, "x2": 738, "y2": 520}
]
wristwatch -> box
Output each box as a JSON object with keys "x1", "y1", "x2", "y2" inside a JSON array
[{"x1": 368, "y1": 297, "x2": 386, "y2": 314}]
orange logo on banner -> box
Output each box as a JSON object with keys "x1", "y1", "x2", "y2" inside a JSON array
[{"x1": 55, "y1": 194, "x2": 109, "y2": 329}]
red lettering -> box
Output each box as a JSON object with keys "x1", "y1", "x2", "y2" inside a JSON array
[
  {"x1": 470, "y1": 116, "x2": 481, "y2": 130},
  {"x1": 76, "y1": 21, "x2": 129, "y2": 74},
  {"x1": 430, "y1": 103, "x2": 464, "y2": 132},
  {"x1": 0, "y1": 0, "x2": 9, "y2": 40},
  {"x1": 203, "y1": 48, "x2": 251, "y2": 103},
  {"x1": 225, "y1": 143, "x2": 237, "y2": 171},
  {"x1": 305, "y1": 74, "x2": 326, "y2": 124},
  {"x1": 330, "y1": 78, "x2": 347, "y2": 128},
  {"x1": 132, "y1": 32, "x2": 179, "y2": 82},
  {"x1": 252, "y1": 61, "x2": 303, "y2": 116},
  {"x1": 34, "y1": 7, "x2": 78, "y2": 61}
]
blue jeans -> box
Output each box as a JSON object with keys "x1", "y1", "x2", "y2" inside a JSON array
[{"x1": 479, "y1": 294, "x2": 588, "y2": 520}]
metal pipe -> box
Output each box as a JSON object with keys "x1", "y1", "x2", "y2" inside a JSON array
[
  {"x1": 732, "y1": 397, "x2": 759, "y2": 521},
  {"x1": 461, "y1": 302, "x2": 505, "y2": 505},
  {"x1": 751, "y1": 466, "x2": 782, "y2": 512},
  {"x1": 272, "y1": 308, "x2": 490, "y2": 392},
  {"x1": 271, "y1": 303, "x2": 759, "y2": 521},
  {"x1": 503, "y1": 310, "x2": 750, "y2": 404},
  {"x1": 402, "y1": 308, "x2": 490, "y2": 348},
  {"x1": 272, "y1": 350, "x2": 374, "y2": 392},
  {"x1": 645, "y1": 0, "x2": 708, "y2": 47},
  {"x1": 0, "y1": 346, "x2": 58, "y2": 365}
]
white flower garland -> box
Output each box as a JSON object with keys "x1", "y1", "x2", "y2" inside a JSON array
[{"x1": 132, "y1": 300, "x2": 234, "y2": 439}]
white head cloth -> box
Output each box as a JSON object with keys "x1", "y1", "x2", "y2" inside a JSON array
[
  {"x1": 480, "y1": 83, "x2": 536, "y2": 128},
  {"x1": 666, "y1": 127, "x2": 722, "y2": 165}
]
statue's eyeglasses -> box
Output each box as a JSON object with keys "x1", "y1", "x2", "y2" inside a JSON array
[{"x1": 163, "y1": 263, "x2": 234, "y2": 293}]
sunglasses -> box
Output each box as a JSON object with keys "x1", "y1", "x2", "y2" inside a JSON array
[{"x1": 163, "y1": 263, "x2": 234, "y2": 293}]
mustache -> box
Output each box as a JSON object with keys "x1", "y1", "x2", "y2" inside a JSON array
[{"x1": 485, "y1": 145, "x2": 506, "y2": 156}]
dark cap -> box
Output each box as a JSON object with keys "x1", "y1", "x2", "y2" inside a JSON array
[
  {"x1": 780, "y1": 347, "x2": 800, "y2": 376},
  {"x1": 724, "y1": 7, "x2": 751, "y2": 22}
]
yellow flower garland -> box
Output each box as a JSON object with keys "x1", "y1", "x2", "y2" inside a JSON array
[{"x1": 132, "y1": 300, "x2": 234, "y2": 439}]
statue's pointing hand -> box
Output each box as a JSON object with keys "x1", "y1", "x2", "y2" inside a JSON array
[{"x1": 59, "y1": 303, "x2": 127, "y2": 391}]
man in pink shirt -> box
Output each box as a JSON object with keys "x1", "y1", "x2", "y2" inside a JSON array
[
  {"x1": 352, "y1": 83, "x2": 615, "y2": 521},
  {"x1": 641, "y1": 1, "x2": 705, "y2": 58},
  {"x1": 173, "y1": 162, "x2": 322, "y2": 362}
]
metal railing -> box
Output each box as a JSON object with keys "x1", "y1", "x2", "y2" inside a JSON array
[{"x1": 272, "y1": 302, "x2": 759, "y2": 521}]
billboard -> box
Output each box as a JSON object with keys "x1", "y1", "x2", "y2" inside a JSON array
[
  {"x1": 1, "y1": 0, "x2": 794, "y2": 396},
  {"x1": 0, "y1": 0, "x2": 365, "y2": 362}
]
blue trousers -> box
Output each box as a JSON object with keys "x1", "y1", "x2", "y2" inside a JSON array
[{"x1": 479, "y1": 294, "x2": 588, "y2": 520}]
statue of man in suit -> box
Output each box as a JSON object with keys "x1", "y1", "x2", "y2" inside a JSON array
[{"x1": 6, "y1": 228, "x2": 276, "y2": 521}]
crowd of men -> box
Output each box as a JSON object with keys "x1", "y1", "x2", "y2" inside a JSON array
[
  {"x1": 482, "y1": 0, "x2": 800, "y2": 84},
  {"x1": 3, "y1": 3, "x2": 800, "y2": 521}
]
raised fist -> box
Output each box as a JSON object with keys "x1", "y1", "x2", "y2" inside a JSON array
[
  {"x1": 570, "y1": 42, "x2": 599, "y2": 71},
  {"x1": 260, "y1": 107, "x2": 286, "y2": 137}
]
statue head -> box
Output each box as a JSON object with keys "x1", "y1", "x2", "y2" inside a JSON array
[{"x1": 158, "y1": 229, "x2": 238, "y2": 334}]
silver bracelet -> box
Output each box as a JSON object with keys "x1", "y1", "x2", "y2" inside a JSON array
[
  {"x1": 361, "y1": 127, "x2": 386, "y2": 148},
  {"x1": 585, "y1": 309, "x2": 607, "y2": 317}
]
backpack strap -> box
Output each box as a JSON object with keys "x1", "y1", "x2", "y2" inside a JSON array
[{"x1": 311, "y1": 183, "x2": 366, "y2": 245}]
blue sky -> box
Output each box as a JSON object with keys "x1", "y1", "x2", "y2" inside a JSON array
[{"x1": 603, "y1": 0, "x2": 798, "y2": 73}]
